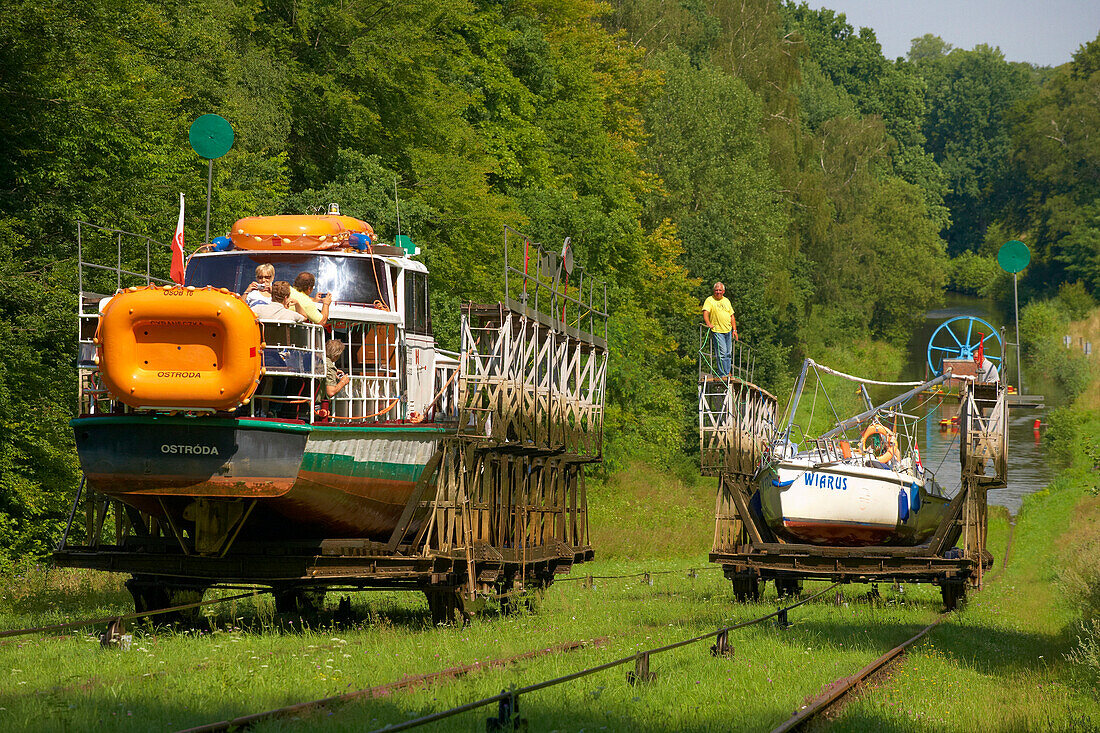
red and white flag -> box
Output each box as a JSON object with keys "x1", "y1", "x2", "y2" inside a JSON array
[
  {"x1": 913, "y1": 436, "x2": 924, "y2": 474},
  {"x1": 170, "y1": 193, "x2": 186, "y2": 285}
]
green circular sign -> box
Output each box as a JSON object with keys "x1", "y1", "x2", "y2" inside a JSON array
[
  {"x1": 997, "y1": 239, "x2": 1030, "y2": 274},
  {"x1": 188, "y1": 114, "x2": 234, "y2": 159}
]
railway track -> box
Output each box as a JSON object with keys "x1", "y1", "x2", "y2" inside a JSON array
[
  {"x1": 770, "y1": 520, "x2": 1018, "y2": 731},
  {"x1": 4, "y1": 550, "x2": 1013, "y2": 731},
  {"x1": 176, "y1": 637, "x2": 607, "y2": 733}
]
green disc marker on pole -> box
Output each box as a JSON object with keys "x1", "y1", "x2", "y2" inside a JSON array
[
  {"x1": 997, "y1": 239, "x2": 1031, "y2": 393},
  {"x1": 189, "y1": 114, "x2": 234, "y2": 160},
  {"x1": 188, "y1": 114, "x2": 234, "y2": 244},
  {"x1": 997, "y1": 239, "x2": 1030, "y2": 274}
]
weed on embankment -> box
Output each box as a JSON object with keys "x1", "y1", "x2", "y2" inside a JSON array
[{"x1": 828, "y1": 409, "x2": 1100, "y2": 731}]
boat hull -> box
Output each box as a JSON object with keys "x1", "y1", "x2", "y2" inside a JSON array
[
  {"x1": 759, "y1": 460, "x2": 948, "y2": 547},
  {"x1": 72, "y1": 415, "x2": 445, "y2": 540}
]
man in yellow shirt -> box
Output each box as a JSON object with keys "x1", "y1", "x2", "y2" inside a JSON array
[{"x1": 702, "y1": 282, "x2": 737, "y2": 377}]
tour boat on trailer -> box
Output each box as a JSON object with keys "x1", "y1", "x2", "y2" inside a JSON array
[
  {"x1": 73, "y1": 207, "x2": 460, "y2": 547},
  {"x1": 757, "y1": 359, "x2": 958, "y2": 547}
]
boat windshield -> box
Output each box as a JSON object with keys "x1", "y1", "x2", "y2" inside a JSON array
[{"x1": 186, "y1": 252, "x2": 391, "y2": 307}]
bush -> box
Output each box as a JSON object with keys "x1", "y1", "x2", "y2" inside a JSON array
[
  {"x1": 1058, "y1": 281, "x2": 1098, "y2": 321},
  {"x1": 1020, "y1": 300, "x2": 1096, "y2": 401},
  {"x1": 1068, "y1": 619, "x2": 1100, "y2": 688},
  {"x1": 949, "y1": 251, "x2": 1004, "y2": 295}
]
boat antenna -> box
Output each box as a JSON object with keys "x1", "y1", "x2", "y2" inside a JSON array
[{"x1": 394, "y1": 176, "x2": 401, "y2": 240}]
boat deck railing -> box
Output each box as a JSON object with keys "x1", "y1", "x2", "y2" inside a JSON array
[{"x1": 244, "y1": 321, "x2": 327, "y2": 421}]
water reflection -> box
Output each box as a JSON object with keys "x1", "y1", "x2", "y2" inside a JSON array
[{"x1": 912, "y1": 394, "x2": 1052, "y2": 515}]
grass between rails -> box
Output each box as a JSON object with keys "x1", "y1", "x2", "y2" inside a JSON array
[
  {"x1": 2, "y1": 560, "x2": 956, "y2": 732},
  {"x1": 827, "y1": 416, "x2": 1100, "y2": 731},
  {"x1": 2, "y1": 448, "x2": 1097, "y2": 732}
]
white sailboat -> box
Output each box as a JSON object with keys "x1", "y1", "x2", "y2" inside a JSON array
[{"x1": 758, "y1": 360, "x2": 956, "y2": 547}]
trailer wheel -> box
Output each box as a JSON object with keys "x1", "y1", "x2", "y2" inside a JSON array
[
  {"x1": 499, "y1": 574, "x2": 548, "y2": 616},
  {"x1": 731, "y1": 573, "x2": 762, "y2": 603},
  {"x1": 424, "y1": 588, "x2": 470, "y2": 626},
  {"x1": 940, "y1": 580, "x2": 967, "y2": 611},
  {"x1": 775, "y1": 577, "x2": 803, "y2": 599},
  {"x1": 273, "y1": 587, "x2": 326, "y2": 618},
  {"x1": 125, "y1": 575, "x2": 208, "y2": 626}
]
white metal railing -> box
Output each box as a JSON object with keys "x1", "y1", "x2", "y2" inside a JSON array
[
  {"x1": 327, "y1": 323, "x2": 403, "y2": 422},
  {"x1": 426, "y1": 349, "x2": 460, "y2": 422},
  {"x1": 245, "y1": 321, "x2": 327, "y2": 421}
]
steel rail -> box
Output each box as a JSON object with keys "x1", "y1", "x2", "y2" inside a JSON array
[
  {"x1": 176, "y1": 637, "x2": 607, "y2": 733},
  {"x1": 366, "y1": 582, "x2": 841, "y2": 733},
  {"x1": 773, "y1": 520, "x2": 1019, "y2": 731},
  {"x1": 770, "y1": 614, "x2": 946, "y2": 732},
  {"x1": 0, "y1": 589, "x2": 271, "y2": 639}
]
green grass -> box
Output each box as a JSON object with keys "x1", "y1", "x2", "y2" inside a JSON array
[
  {"x1": 1, "y1": 560, "x2": 955, "y2": 732},
  {"x1": 2, "y1": 443, "x2": 1098, "y2": 731},
  {"x1": 827, "y1": 433, "x2": 1100, "y2": 731}
]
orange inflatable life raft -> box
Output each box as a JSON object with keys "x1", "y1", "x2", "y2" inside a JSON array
[
  {"x1": 229, "y1": 215, "x2": 376, "y2": 251},
  {"x1": 96, "y1": 286, "x2": 263, "y2": 411}
]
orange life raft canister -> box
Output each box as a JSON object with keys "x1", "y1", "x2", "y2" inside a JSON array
[
  {"x1": 229, "y1": 214, "x2": 375, "y2": 251},
  {"x1": 96, "y1": 286, "x2": 263, "y2": 410}
]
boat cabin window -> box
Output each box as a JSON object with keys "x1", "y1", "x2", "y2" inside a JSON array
[
  {"x1": 187, "y1": 252, "x2": 391, "y2": 308},
  {"x1": 404, "y1": 271, "x2": 431, "y2": 335}
]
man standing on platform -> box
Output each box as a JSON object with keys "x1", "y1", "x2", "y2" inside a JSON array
[{"x1": 702, "y1": 282, "x2": 737, "y2": 377}]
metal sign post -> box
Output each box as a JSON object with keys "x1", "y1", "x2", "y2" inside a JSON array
[
  {"x1": 188, "y1": 114, "x2": 235, "y2": 244},
  {"x1": 997, "y1": 239, "x2": 1031, "y2": 393}
]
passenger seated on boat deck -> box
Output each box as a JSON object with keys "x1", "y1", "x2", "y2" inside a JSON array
[
  {"x1": 250, "y1": 280, "x2": 305, "y2": 322},
  {"x1": 243, "y1": 263, "x2": 275, "y2": 307},
  {"x1": 323, "y1": 340, "x2": 351, "y2": 398},
  {"x1": 289, "y1": 272, "x2": 332, "y2": 326}
]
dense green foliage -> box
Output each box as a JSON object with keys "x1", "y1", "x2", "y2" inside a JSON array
[{"x1": 1, "y1": 0, "x2": 1098, "y2": 567}]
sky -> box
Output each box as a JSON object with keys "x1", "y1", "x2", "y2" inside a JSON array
[{"x1": 810, "y1": 0, "x2": 1100, "y2": 67}]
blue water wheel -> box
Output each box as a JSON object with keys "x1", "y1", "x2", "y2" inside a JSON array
[{"x1": 926, "y1": 316, "x2": 1003, "y2": 376}]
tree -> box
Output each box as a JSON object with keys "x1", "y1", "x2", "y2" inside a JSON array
[
  {"x1": 1002, "y1": 33, "x2": 1100, "y2": 294},
  {"x1": 914, "y1": 42, "x2": 1036, "y2": 254}
]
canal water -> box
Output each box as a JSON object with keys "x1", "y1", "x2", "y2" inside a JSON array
[{"x1": 900, "y1": 294, "x2": 1057, "y2": 514}]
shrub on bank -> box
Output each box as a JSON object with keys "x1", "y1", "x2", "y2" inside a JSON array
[
  {"x1": 1020, "y1": 300, "x2": 1095, "y2": 401},
  {"x1": 948, "y1": 251, "x2": 1005, "y2": 296},
  {"x1": 1045, "y1": 408, "x2": 1100, "y2": 687}
]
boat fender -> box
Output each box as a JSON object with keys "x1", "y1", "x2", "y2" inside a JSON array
[
  {"x1": 910, "y1": 482, "x2": 921, "y2": 512},
  {"x1": 211, "y1": 235, "x2": 233, "y2": 252},
  {"x1": 898, "y1": 489, "x2": 910, "y2": 523},
  {"x1": 349, "y1": 232, "x2": 373, "y2": 251},
  {"x1": 96, "y1": 285, "x2": 263, "y2": 411}
]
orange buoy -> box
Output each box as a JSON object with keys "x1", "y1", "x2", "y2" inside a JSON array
[
  {"x1": 96, "y1": 286, "x2": 262, "y2": 410},
  {"x1": 1033, "y1": 419, "x2": 1041, "y2": 430}
]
